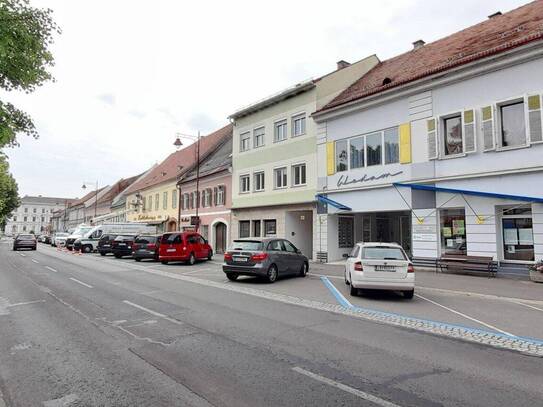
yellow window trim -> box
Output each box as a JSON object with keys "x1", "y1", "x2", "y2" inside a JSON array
[
  {"x1": 326, "y1": 142, "x2": 335, "y2": 175},
  {"x1": 399, "y1": 123, "x2": 412, "y2": 164}
]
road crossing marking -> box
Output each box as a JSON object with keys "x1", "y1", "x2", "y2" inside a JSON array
[
  {"x1": 31, "y1": 259, "x2": 39, "y2": 264},
  {"x1": 68, "y1": 277, "x2": 93, "y2": 288},
  {"x1": 292, "y1": 367, "x2": 402, "y2": 407},
  {"x1": 122, "y1": 300, "x2": 184, "y2": 326},
  {"x1": 45, "y1": 266, "x2": 58, "y2": 273}
]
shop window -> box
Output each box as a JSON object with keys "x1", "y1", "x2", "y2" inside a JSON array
[
  {"x1": 439, "y1": 209, "x2": 466, "y2": 256},
  {"x1": 502, "y1": 206, "x2": 534, "y2": 261},
  {"x1": 264, "y1": 219, "x2": 277, "y2": 236},
  {"x1": 335, "y1": 140, "x2": 348, "y2": 172},
  {"x1": 239, "y1": 221, "x2": 250, "y2": 238},
  {"x1": 338, "y1": 216, "x2": 354, "y2": 248}
]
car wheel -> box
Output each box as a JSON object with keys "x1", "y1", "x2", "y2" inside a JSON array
[
  {"x1": 135, "y1": 258, "x2": 141, "y2": 262},
  {"x1": 187, "y1": 252, "x2": 196, "y2": 265},
  {"x1": 403, "y1": 289, "x2": 414, "y2": 299},
  {"x1": 100, "y1": 252, "x2": 106, "y2": 256},
  {"x1": 83, "y1": 245, "x2": 92, "y2": 254},
  {"x1": 114, "y1": 254, "x2": 121, "y2": 259},
  {"x1": 266, "y1": 264, "x2": 278, "y2": 283},
  {"x1": 207, "y1": 249, "x2": 213, "y2": 261},
  {"x1": 161, "y1": 260, "x2": 168, "y2": 265},
  {"x1": 226, "y1": 273, "x2": 238, "y2": 281},
  {"x1": 13, "y1": 247, "x2": 17, "y2": 251},
  {"x1": 299, "y1": 262, "x2": 308, "y2": 277}
]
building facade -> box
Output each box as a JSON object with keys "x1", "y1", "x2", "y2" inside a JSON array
[
  {"x1": 4, "y1": 196, "x2": 74, "y2": 235},
  {"x1": 178, "y1": 136, "x2": 232, "y2": 254},
  {"x1": 229, "y1": 56, "x2": 379, "y2": 260},
  {"x1": 313, "y1": 2, "x2": 543, "y2": 264}
]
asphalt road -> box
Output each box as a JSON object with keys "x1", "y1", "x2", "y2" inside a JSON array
[{"x1": 0, "y1": 241, "x2": 542, "y2": 407}]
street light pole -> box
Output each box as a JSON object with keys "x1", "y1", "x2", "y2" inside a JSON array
[{"x1": 82, "y1": 180, "x2": 99, "y2": 224}]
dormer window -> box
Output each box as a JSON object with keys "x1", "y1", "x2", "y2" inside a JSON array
[{"x1": 382, "y1": 77, "x2": 392, "y2": 86}]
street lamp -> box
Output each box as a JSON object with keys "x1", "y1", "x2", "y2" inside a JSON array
[
  {"x1": 174, "y1": 131, "x2": 201, "y2": 232},
  {"x1": 82, "y1": 180, "x2": 99, "y2": 223}
]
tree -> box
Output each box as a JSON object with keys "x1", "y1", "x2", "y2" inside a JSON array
[
  {"x1": 0, "y1": 0, "x2": 60, "y2": 147},
  {"x1": 0, "y1": 154, "x2": 19, "y2": 230}
]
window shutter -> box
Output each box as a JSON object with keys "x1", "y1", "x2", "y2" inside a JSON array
[
  {"x1": 222, "y1": 185, "x2": 226, "y2": 205},
  {"x1": 526, "y1": 94, "x2": 543, "y2": 144},
  {"x1": 326, "y1": 142, "x2": 335, "y2": 175},
  {"x1": 426, "y1": 118, "x2": 438, "y2": 160},
  {"x1": 462, "y1": 109, "x2": 476, "y2": 153},
  {"x1": 189, "y1": 193, "x2": 194, "y2": 209},
  {"x1": 481, "y1": 105, "x2": 496, "y2": 151},
  {"x1": 213, "y1": 187, "x2": 218, "y2": 206},
  {"x1": 399, "y1": 123, "x2": 412, "y2": 164}
]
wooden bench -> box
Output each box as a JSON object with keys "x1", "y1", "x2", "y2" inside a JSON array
[
  {"x1": 411, "y1": 256, "x2": 439, "y2": 272},
  {"x1": 438, "y1": 255, "x2": 497, "y2": 277}
]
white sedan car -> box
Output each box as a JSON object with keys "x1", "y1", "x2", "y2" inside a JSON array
[{"x1": 344, "y1": 242, "x2": 414, "y2": 299}]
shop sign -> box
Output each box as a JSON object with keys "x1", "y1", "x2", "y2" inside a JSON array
[
  {"x1": 190, "y1": 216, "x2": 200, "y2": 226},
  {"x1": 413, "y1": 233, "x2": 435, "y2": 242},
  {"x1": 137, "y1": 214, "x2": 162, "y2": 221},
  {"x1": 336, "y1": 171, "x2": 403, "y2": 188}
]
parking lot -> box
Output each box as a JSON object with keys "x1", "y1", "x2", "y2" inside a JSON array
[{"x1": 37, "y1": 242, "x2": 543, "y2": 341}]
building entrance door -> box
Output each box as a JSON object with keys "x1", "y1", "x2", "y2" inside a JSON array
[{"x1": 215, "y1": 222, "x2": 227, "y2": 254}]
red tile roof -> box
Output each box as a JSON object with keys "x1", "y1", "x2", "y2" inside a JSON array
[
  {"x1": 69, "y1": 188, "x2": 108, "y2": 207},
  {"x1": 123, "y1": 124, "x2": 232, "y2": 195},
  {"x1": 320, "y1": 0, "x2": 543, "y2": 112},
  {"x1": 96, "y1": 174, "x2": 142, "y2": 204}
]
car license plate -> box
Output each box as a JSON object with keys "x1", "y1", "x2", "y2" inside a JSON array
[
  {"x1": 119, "y1": 243, "x2": 126, "y2": 246},
  {"x1": 167, "y1": 248, "x2": 176, "y2": 253},
  {"x1": 375, "y1": 265, "x2": 396, "y2": 271},
  {"x1": 234, "y1": 256, "x2": 248, "y2": 262}
]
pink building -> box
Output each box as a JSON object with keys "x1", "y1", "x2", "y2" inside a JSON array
[{"x1": 177, "y1": 135, "x2": 232, "y2": 254}]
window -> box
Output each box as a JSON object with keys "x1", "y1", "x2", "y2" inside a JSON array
[
  {"x1": 32, "y1": 216, "x2": 36, "y2": 222},
  {"x1": 384, "y1": 127, "x2": 399, "y2": 164},
  {"x1": 239, "y1": 221, "x2": 250, "y2": 238},
  {"x1": 182, "y1": 193, "x2": 189, "y2": 210},
  {"x1": 253, "y1": 127, "x2": 265, "y2": 148},
  {"x1": 240, "y1": 132, "x2": 250, "y2": 151},
  {"x1": 240, "y1": 175, "x2": 250, "y2": 193},
  {"x1": 292, "y1": 114, "x2": 306, "y2": 137},
  {"x1": 192, "y1": 191, "x2": 199, "y2": 208},
  {"x1": 267, "y1": 240, "x2": 284, "y2": 251},
  {"x1": 338, "y1": 216, "x2": 354, "y2": 248},
  {"x1": 42, "y1": 208, "x2": 45, "y2": 214},
  {"x1": 274, "y1": 167, "x2": 287, "y2": 189},
  {"x1": 155, "y1": 194, "x2": 159, "y2": 210},
  {"x1": 217, "y1": 185, "x2": 225, "y2": 205},
  {"x1": 41, "y1": 217, "x2": 45, "y2": 222},
  {"x1": 502, "y1": 206, "x2": 534, "y2": 261},
  {"x1": 252, "y1": 220, "x2": 261, "y2": 237},
  {"x1": 163, "y1": 192, "x2": 168, "y2": 209},
  {"x1": 292, "y1": 164, "x2": 306, "y2": 186},
  {"x1": 349, "y1": 246, "x2": 360, "y2": 258},
  {"x1": 172, "y1": 190, "x2": 177, "y2": 209},
  {"x1": 24, "y1": 208, "x2": 28, "y2": 213},
  {"x1": 366, "y1": 132, "x2": 382, "y2": 166},
  {"x1": 439, "y1": 209, "x2": 466, "y2": 256},
  {"x1": 254, "y1": 172, "x2": 265, "y2": 191},
  {"x1": 499, "y1": 101, "x2": 526, "y2": 148},
  {"x1": 264, "y1": 220, "x2": 277, "y2": 236},
  {"x1": 148, "y1": 196, "x2": 152, "y2": 211},
  {"x1": 13, "y1": 216, "x2": 17, "y2": 221},
  {"x1": 33, "y1": 208, "x2": 36, "y2": 213},
  {"x1": 274, "y1": 119, "x2": 287, "y2": 142},
  {"x1": 283, "y1": 240, "x2": 297, "y2": 253},
  {"x1": 443, "y1": 115, "x2": 463, "y2": 156},
  {"x1": 335, "y1": 140, "x2": 348, "y2": 172},
  {"x1": 349, "y1": 137, "x2": 364, "y2": 169},
  {"x1": 200, "y1": 225, "x2": 209, "y2": 240},
  {"x1": 203, "y1": 189, "x2": 211, "y2": 207}
]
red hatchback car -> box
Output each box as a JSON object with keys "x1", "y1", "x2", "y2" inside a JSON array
[{"x1": 158, "y1": 232, "x2": 213, "y2": 265}]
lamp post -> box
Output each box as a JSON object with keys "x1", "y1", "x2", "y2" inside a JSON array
[
  {"x1": 82, "y1": 181, "x2": 99, "y2": 224},
  {"x1": 173, "y1": 132, "x2": 201, "y2": 232}
]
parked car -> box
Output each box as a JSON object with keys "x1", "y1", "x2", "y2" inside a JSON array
[
  {"x1": 76, "y1": 223, "x2": 158, "y2": 254},
  {"x1": 344, "y1": 242, "x2": 414, "y2": 299},
  {"x1": 13, "y1": 234, "x2": 37, "y2": 251},
  {"x1": 65, "y1": 224, "x2": 93, "y2": 251},
  {"x1": 97, "y1": 234, "x2": 119, "y2": 256},
  {"x1": 52, "y1": 232, "x2": 69, "y2": 247},
  {"x1": 111, "y1": 235, "x2": 137, "y2": 258},
  {"x1": 133, "y1": 235, "x2": 162, "y2": 262},
  {"x1": 42, "y1": 235, "x2": 51, "y2": 244},
  {"x1": 222, "y1": 238, "x2": 309, "y2": 283},
  {"x1": 158, "y1": 232, "x2": 212, "y2": 265}
]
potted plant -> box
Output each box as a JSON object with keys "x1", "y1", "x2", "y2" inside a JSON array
[{"x1": 529, "y1": 260, "x2": 543, "y2": 283}]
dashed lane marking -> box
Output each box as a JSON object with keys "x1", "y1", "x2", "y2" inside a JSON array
[
  {"x1": 68, "y1": 277, "x2": 93, "y2": 289},
  {"x1": 510, "y1": 300, "x2": 543, "y2": 313},
  {"x1": 292, "y1": 367, "x2": 402, "y2": 407},
  {"x1": 31, "y1": 259, "x2": 39, "y2": 264},
  {"x1": 45, "y1": 266, "x2": 58, "y2": 273},
  {"x1": 122, "y1": 300, "x2": 184, "y2": 326}
]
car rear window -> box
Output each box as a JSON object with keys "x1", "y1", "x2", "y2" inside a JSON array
[
  {"x1": 18, "y1": 235, "x2": 34, "y2": 240},
  {"x1": 115, "y1": 235, "x2": 135, "y2": 241},
  {"x1": 230, "y1": 240, "x2": 263, "y2": 251},
  {"x1": 362, "y1": 247, "x2": 407, "y2": 260},
  {"x1": 135, "y1": 236, "x2": 157, "y2": 244}
]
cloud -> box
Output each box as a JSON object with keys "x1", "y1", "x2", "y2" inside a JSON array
[
  {"x1": 97, "y1": 93, "x2": 116, "y2": 106},
  {"x1": 186, "y1": 112, "x2": 221, "y2": 135},
  {"x1": 127, "y1": 109, "x2": 147, "y2": 119}
]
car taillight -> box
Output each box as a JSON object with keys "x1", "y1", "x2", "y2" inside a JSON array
[
  {"x1": 251, "y1": 252, "x2": 268, "y2": 262},
  {"x1": 408, "y1": 264, "x2": 415, "y2": 273},
  {"x1": 354, "y1": 261, "x2": 363, "y2": 271},
  {"x1": 224, "y1": 253, "x2": 233, "y2": 261}
]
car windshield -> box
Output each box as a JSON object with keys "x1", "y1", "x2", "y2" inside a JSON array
[
  {"x1": 362, "y1": 247, "x2": 406, "y2": 260},
  {"x1": 56, "y1": 233, "x2": 69, "y2": 237},
  {"x1": 230, "y1": 240, "x2": 263, "y2": 251}
]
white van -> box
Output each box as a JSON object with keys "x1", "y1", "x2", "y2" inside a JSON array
[
  {"x1": 74, "y1": 223, "x2": 158, "y2": 253},
  {"x1": 65, "y1": 224, "x2": 93, "y2": 250}
]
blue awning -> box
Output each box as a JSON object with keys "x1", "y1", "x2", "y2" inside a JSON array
[
  {"x1": 393, "y1": 182, "x2": 543, "y2": 203},
  {"x1": 316, "y1": 194, "x2": 352, "y2": 211}
]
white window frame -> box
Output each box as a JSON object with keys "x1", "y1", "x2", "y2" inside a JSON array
[
  {"x1": 348, "y1": 136, "x2": 366, "y2": 170},
  {"x1": 292, "y1": 113, "x2": 306, "y2": 137},
  {"x1": 182, "y1": 193, "x2": 189, "y2": 210},
  {"x1": 240, "y1": 131, "x2": 251, "y2": 152},
  {"x1": 438, "y1": 111, "x2": 467, "y2": 159},
  {"x1": 291, "y1": 163, "x2": 307, "y2": 187},
  {"x1": 274, "y1": 119, "x2": 288, "y2": 143},
  {"x1": 253, "y1": 171, "x2": 265, "y2": 192},
  {"x1": 217, "y1": 185, "x2": 225, "y2": 206},
  {"x1": 495, "y1": 95, "x2": 530, "y2": 152},
  {"x1": 274, "y1": 167, "x2": 288, "y2": 189},
  {"x1": 203, "y1": 189, "x2": 211, "y2": 207},
  {"x1": 163, "y1": 191, "x2": 168, "y2": 210},
  {"x1": 253, "y1": 126, "x2": 265, "y2": 148},
  {"x1": 240, "y1": 174, "x2": 251, "y2": 194}
]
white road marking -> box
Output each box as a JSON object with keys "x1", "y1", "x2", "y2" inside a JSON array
[
  {"x1": 45, "y1": 266, "x2": 58, "y2": 273},
  {"x1": 415, "y1": 293, "x2": 515, "y2": 337},
  {"x1": 43, "y1": 393, "x2": 79, "y2": 407},
  {"x1": 292, "y1": 367, "x2": 401, "y2": 407},
  {"x1": 122, "y1": 300, "x2": 184, "y2": 326},
  {"x1": 8, "y1": 300, "x2": 45, "y2": 308},
  {"x1": 183, "y1": 268, "x2": 213, "y2": 275},
  {"x1": 510, "y1": 300, "x2": 543, "y2": 313},
  {"x1": 310, "y1": 273, "x2": 344, "y2": 280},
  {"x1": 19, "y1": 253, "x2": 26, "y2": 257},
  {"x1": 31, "y1": 259, "x2": 39, "y2": 264},
  {"x1": 69, "y1": 277, "x2": 93, "y2": 288}
]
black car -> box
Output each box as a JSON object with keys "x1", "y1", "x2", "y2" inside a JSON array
[
  {"x1": 133, "y1": 235, "x2": 161, "y2": 262},
  {"x1": 13, "y1": 234, "x2": 37, "y2": 251},
  {"x1": 111, "y1": 235, "x2": 137, "y2": 258},
  {"x1": 97, "y1": 234, "x2": 119, "y2": 256}
]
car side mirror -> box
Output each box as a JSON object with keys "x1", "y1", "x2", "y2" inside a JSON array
[
  {"x1": 296, "y1": 249, "x2": 302, "y2": 254},
  {"x1": 342, "y1": 253, "x2": 350, "y2": 259}
]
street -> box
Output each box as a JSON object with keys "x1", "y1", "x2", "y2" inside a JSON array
[{"x1": 0, "y1": 240, "x2": 542, "y2": 407}]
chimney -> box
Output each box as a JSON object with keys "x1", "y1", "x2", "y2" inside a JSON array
[
  {"x1": 488, "y1": 11, "x2": 502, "y2": 19},
  {"x1": 336, "y1": 60, "x2": 351, "y2": 70},
  {"x1": 412, "y1": 40, "x2": 425, "y2": 50}
]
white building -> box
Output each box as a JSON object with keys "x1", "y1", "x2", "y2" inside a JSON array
[
  {"x1": 4, "y1": 196, "x2": 74, "y2": 235},
  {"x1": 312, "y1": 2, "x2": 543, "y2": 266}
]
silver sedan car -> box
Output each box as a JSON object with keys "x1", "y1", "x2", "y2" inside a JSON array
[{"x1": 223, "y1": 238, "x2": 309, "y2": 283}]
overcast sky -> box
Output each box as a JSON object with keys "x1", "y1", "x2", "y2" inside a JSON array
[{"x1": 2, "y1": 0, "x2": 528, "y2": 199}]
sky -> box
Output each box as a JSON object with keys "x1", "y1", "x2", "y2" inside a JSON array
[{"x1": 2, "y1": 0, "x2": 529, "y2": 199}]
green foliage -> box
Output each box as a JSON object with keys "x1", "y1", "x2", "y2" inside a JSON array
[
  {"x1": 0, "y1": 153, "x2": 19, "y2": 227},
  {"x1": 0, "y1": 0, "x2": 60, "y2": 147}
]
